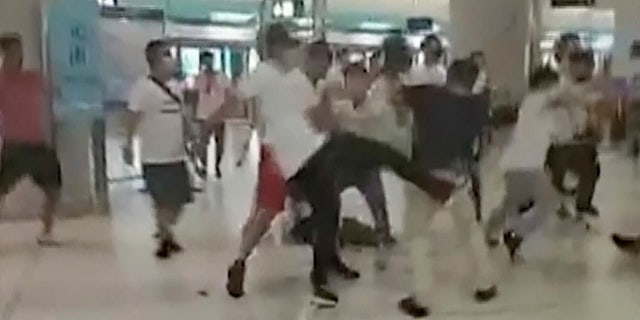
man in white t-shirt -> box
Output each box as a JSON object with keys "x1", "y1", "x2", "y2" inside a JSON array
[
  {"x1": 123, "y1": 40, "x2": 193, "y2": 259},
  {"x1": 189, "y1": 51, "x2": 232, "y2": 179},
  {"x1": 485, "y1": 67, "x2": 561, "y2": 261},
  {"x1": 404, "y1": 34, "x2": 447, "y2": 86},
  {"x1": 226, "y1": 24, "x2": 330, "y2": 302}
]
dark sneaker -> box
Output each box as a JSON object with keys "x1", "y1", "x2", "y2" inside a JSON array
[
  {"x1": 168, "y1": 239, "x2": 183, "y2": 253},
  {"x1": 155, "y1": 240, "x2": 172, "y2": 260},
  {"x1": 503, "y1": 231, "x2": 524, "y2": 263},
  {"x1": 195, "y1": 166, "x2": 207, "y2": 179},
  {"x1": 474, "y1": 285, "x2": 498, "y2": 303},
  {"x1": 311, "y1": 284, "x2": 338, "y2": 308},
  {"x1": 556, "y1": 205, "x2": 572, "y2": 220},
  {"x1": 215, "y1": 166, "x2": 222, "y2": 179},
  {"x1": 577, "y1": 205, "x2": 599, "y2": 218},
  {"x1": 611, "y1": 234, "x2": 640, "y2": 256},
  {"x1": 226, "y1": 260, "x2": 246, "y2": 298},
  {"x1": 382, "y1": 233, "x2": 398, "y2": 247},
  {"x1": 485, "y1": 236, "x2": 500, "y2": 248},
  {"x1": 332, "y1": 260, "x2": 360, "y2": 280},
  {"x1": 398, "y1": 296, "x2": 430, "y2": 318}
]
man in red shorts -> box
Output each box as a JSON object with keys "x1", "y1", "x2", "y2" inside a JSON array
[{"x1": 0, "y1": 33, "x2": 62, "y2": 246}]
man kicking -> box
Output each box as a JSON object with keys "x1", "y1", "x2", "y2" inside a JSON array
[{"x1": 399, "y1": 58, "x2": 497, "y2": 318}]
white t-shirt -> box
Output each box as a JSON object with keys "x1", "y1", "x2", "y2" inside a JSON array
[
  {"x1": 403, "y1": 63, "x2": 447, "y2": 86},
  {"x1": 238, "y1": 61, "x2": 323, "y2": 177},
  {"x1": 194, "y1": 72, "x2": 232, "y2": 120},
  {"x1": 128, "y1": 77, "x2": 186, "y2": 164},
  {"x1": 500, "y1": 90, "x2": 555, "y2": 171},
  {"x1": 548, "y1": 80, "x2": 599, "y2": 144}
]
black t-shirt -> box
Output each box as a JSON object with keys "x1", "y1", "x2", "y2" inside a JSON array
[{"x1": 403, "y1": 85, "x2": 489, "y2": 172}]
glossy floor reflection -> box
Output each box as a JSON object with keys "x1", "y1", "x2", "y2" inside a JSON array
[{"x1": 3, "y1": 129, "x2": 640, "y2": 319}]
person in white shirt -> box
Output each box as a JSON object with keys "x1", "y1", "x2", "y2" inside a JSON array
[
  {"x1": 123, "y1": 40, "x2": 193, "y2": 259},
  {"x1": 484, "y1": 67, "x2": 561, "y2": 260},
  {"x1": 545, "y1": 47, "x2": 601, "y2": 219},
  {"x1": 189, "y1": 51, "x2": 232, "y2": 179},
  {"x1": 226, "y1": 25, "x2": 332, "y2": 301},
  {"x1": 404, "y1": 34, "x2": 447, "y2": 86}
]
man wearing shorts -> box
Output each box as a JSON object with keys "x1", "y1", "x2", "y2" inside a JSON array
[
  {"x1": 0, "y1": 33, "x2": 62, "y2": 246},
  {"x1": 124, "y1": 39, "x2": 193, "y2": 259}
]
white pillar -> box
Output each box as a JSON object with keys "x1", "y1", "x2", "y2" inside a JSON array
[
  {"x1": 0, "y1": 0, "x2": 95, "y2": 219},
  {"x1": 611, "y1": 0, "x2": 640, "y2": 79},
  {"x1": 448, "y1": 0, "x2": 533, "y2": 102}
]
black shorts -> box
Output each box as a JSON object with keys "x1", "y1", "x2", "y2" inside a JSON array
[
  {"x1": 0, "y1": 143, "x2": 62, "y2": 196},
  {"x1": 142, "y1": 161, "x2": 193, "y2": 210}
]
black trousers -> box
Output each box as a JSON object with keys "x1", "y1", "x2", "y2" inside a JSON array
[
  {"x1": 289, "y1": 133, "x2": 437, "y2": 285},
  {"x1": 546, "y1": 143, "x2": 600, "y2": 210}
]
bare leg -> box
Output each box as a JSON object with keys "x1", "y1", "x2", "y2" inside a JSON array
[
  {"x1": 213, "y1": 123, "x2": 225, "y2": 178},
  {"x1": 37, "y1": 187, "x2": 61, "y2": 246}
]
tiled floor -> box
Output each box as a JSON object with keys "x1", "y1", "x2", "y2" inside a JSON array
[{"x1": 2, "y1": 128, "x2": 640, "y2": 320}]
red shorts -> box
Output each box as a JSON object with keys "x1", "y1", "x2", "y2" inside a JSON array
[{"x1": 254, "y1": 144, "x2": 286, "y2": 216}]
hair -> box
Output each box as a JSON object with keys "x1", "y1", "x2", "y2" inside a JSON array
[
  {"x1": 447, "y1": 59, "x2": 479, "y2": 90},
  {"x1": 382, "y1": 35, "x2": 411, "y2": 75},
  {"x1": 421, "y1": 34, "x2": 443, "y2": 57},
  {"x1": 0, "y1": 34, "x2": 21, "y2": 52},
  {"x1": 307, "y1": 39, "x2": 331, "y2": 61},
  {"x1": 553, "y1": 32, "x2": 581, "y2": 63},
  {"x1": 200, "y1": 51, "x2": 214, "y2": 61},
  {"x1": 342, "y1": 62, "x2": 367, "y2": 77},
  {"x1": 528, "y1": 66, "x2": 559, "y2": 89},
  {"x1": 145, "y1": 39, "x2": 169, "y2": 66}
]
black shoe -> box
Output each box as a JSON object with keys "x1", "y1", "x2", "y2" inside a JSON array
[
  {"x1": 312, "y1": 284, "x2": 338, "y2": 308},
  {"x1": 577, "y1": 205, "x2": 599, "y2": 218},
  {"x1": 195, "y1": 166, "x2": 207, "y2": 179},
  {"x1": 485, "y1": 236, "x2": 500, "y2": 248},
  {"x1": 332, "y1": 260, "x2": 360, "y2": 280},
  {"x1": 398, "y1": 296, "x2": 430, "y2": 318},
  {"x1": 168, "y1": 239, "x2": 183, "y2": 253},
  {"x1": 474, "y1": 285, "x2": 498, "y2": 303},
  {"x1": 382, "y1": 234, "x2": 398, "y2": 247},
  {"x1": 215, "y1": 166, "x2": 222, "y2": 179},
  {"x1": 611, "y1": 234, "x2": 640, "y2": 256},
  {"x1": 503, "y1": 231, "x2": 523, "y2": 263},
  {"x1": 226, "y1": 260, "x2": 246, "y2": 298},
  {"x1": 155, "y1": 240, "x2": 171, "y2": 259},
  {"x1": 556, "y1": 205, "x2": 572, "y2": 220}
]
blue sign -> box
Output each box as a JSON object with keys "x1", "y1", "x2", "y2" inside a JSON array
[{"x1": 46, "y1": 0, "x2": 102, "y2": 119}]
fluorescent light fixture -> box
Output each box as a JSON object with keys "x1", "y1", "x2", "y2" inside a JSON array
[
  {"x1": 165, "y1": 22, "x2": 256, "y2": 42},
  {"x1": 540, "y1": 39, "x2": 554, "y2": 50},
  {"x1": 593, "y1": 34, "x2": 613, "y2": 50},
  {"x1": 293, "y1": 17, "x2": 313, "y2": 27},
  {"x1": 209, "y1": 11, "x2": 255, "y2": 24},
  {"x1": 359, "y1": 21, "x2": 393, "y2": 31}
]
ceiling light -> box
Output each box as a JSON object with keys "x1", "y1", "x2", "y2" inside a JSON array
[
  {"x1": 359, "y1": 21, "x2": 393, "y2": 31},
  {"x1": 209, "y1": 11, "x2": 255, "y2": 24}
]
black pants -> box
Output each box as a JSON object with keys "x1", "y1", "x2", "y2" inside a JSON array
[
  {"x1": 546, "y1": 143, "x2": 600, "y2": 210},
  {"x1": 289, "y1": 133, "x2": 437, "y2": 285}
]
